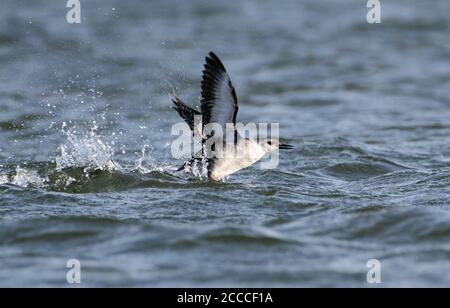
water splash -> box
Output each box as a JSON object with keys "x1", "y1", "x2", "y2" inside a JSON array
[
  {"x1": 0, "y1": 167, "x2": 48, "y2": 188},
  {"x1": 133, "y1": 145, "x2": 172, "y2": 174},
  {"x1": 11, "y1": 167, "x2": 47, "y2": 188},
  {"x1": 0, "y1": 122, "x2": 183, "y2": 192},
  {"x1": 55, "y1": 123, "x2": 118, "y2": 173},
  {"x1": 181, "y1": 157, "x2": 209, "y2": 180},
  {"x1": 0, "y1": 174, "x2": 8, "y2": 185}
]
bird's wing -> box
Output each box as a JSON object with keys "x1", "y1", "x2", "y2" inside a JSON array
[
  {"x1": 200, "y1": 52, "x2": 239, "y2": 134},
  {"x1": 171, "y1": 94, "x2": 201, "y2": 132}
]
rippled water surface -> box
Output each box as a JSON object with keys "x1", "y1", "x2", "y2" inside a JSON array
[{"x1": 1, "y1": 0, "x2": 450, "y2": 287}]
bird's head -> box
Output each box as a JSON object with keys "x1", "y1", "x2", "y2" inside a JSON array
[{"x1": 258, "y1": 138, "x2": 294, "y2": 153}]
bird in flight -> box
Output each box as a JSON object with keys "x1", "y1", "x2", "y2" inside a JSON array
[{"x1": 171, "y1": 52, "x2": 293, "y2": 181}]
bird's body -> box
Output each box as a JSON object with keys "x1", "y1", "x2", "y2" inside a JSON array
[
  {"x1": 208, "y1": 139, "x2": 266, "y2": 181},
  {"x1": 171, "y1": 52, "x2": 292, "y2": 181}
]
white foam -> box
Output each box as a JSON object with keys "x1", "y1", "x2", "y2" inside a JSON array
[
  {"x1": 11, "y1": 167, "x2": 46, "y2": 188},
  {"x1": 0, "y1": 174, "x2": 8, "y2": 185}
]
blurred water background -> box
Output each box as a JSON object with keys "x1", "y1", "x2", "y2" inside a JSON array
[{"x1": 1, "y1": 0, "x2": 450, "y2": 287}]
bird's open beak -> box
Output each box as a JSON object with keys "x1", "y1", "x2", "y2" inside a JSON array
[{"x1": 279, "y1": 143, "x2": 294, "y2": 150}]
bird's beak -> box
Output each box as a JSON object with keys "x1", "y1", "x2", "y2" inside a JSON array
[{"x1": 279, "y1": 143, "x2": 294, "y2": 150}]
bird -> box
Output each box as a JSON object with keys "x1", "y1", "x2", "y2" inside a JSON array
[{"x1": 171, "y1": 52, "x2": 293, "y2": 181}]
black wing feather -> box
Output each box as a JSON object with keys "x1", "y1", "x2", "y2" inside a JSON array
[
  {"x1": 200, "y1": 52, "x2": 239, "y2": 129},
  {"x1": 171, "y1": 95, "x2": 201, "y2": 132}
]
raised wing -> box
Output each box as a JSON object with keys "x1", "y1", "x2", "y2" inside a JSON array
[
  {"x1": 171, "y1": 94, "x2": 201, "y2": 132},
  {"x1": 200, "y1": 52, "x2": 239, "y2": 131}
]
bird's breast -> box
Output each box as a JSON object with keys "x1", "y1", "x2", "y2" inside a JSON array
[{"x1": 209, "y1": 142, "x2": 266, "y2": 180}]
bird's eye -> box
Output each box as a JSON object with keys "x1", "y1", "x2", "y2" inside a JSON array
[{"x1": 267, "y1": 141, "x2": 272, "y2": 146}]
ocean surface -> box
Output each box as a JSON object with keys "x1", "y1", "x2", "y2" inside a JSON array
[{"x1": 1, "y1": 0, "x2": 450, "y2": 287}]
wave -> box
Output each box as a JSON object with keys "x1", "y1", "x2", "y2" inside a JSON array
[{"x1": 0, "y1": 124, "x2": 186, "y2": 193}]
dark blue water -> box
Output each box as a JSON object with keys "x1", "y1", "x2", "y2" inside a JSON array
[{"x1": 1, "y1": 0, "x2": 450, "y2": 287}]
